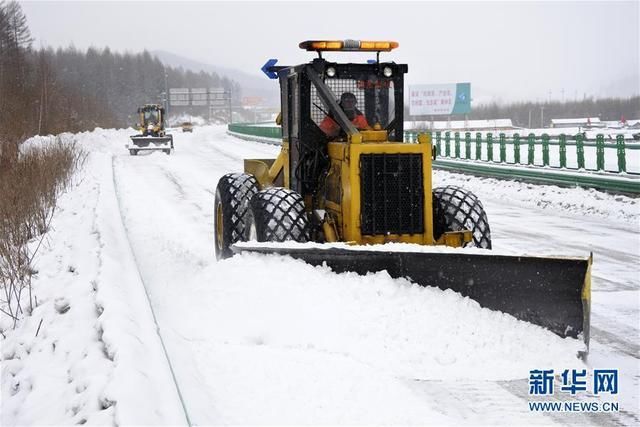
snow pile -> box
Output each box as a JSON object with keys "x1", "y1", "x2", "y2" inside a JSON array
[
  {"x1": 198, "y1": 253, "x2": 585, "y2": 381},
  {"x1": 434, "y1": 170, "x2": 639, "y2": 225}
]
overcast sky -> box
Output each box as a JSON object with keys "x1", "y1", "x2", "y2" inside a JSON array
[{"x1": 19, "y1": 0, "x2": 640, "y2": 103}]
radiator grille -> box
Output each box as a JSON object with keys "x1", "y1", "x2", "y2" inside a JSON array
[{"x1": 360, "y1": 153, "x2": 424, "y2": 235}]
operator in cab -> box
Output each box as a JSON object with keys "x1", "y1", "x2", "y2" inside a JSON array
[{"x1": 320, "y1": 92, "x2": 369, "y2": 138}]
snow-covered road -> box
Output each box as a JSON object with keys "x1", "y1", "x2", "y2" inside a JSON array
[{"x1": 3, "y1": 125, "x2": 638, "y2": 425}]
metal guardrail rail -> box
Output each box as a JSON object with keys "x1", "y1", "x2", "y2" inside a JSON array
[
  {"x1": 228, "y1": 123, "x2": 281, "y2": 139},
  {"x1": 432, "y1": 159, "x2": 640, "y2": 194},
  {"x1": 227, "y1": 123, "x2": 640, "y2": 195},
  {"x1": 406, "y1": 131, "x2": 640, "y2": 175}
]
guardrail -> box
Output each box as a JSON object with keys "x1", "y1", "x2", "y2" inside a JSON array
[
  {"x1": 227, "y1": 123, "x2": 640, "y2": 194},
  {"x1": 406, "y1": 131, "x2": 640, "y2": 175},
  {"x1": 228, "y1": 123, "x2": 281, "y2": 139}
]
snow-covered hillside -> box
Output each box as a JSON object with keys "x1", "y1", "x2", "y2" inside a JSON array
[{"x1": 1, "y1": 126, "x2": 638, "y2": 425}]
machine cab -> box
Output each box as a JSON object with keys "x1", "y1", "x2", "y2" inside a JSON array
[{"x1": 273, "y1": 40, "x2": 408, "y2": 195}]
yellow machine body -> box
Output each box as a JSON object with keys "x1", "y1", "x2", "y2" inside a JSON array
[{"x1": 244, "y1": 132, "x2": 470, "y2": 247}]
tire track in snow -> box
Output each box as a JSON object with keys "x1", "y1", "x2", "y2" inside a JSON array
[
  {"x1": 590, "y1": 324, "x2": 640, "y2": 359},
  {"x1": 109, "y1": 155, "x2": 193, "y2": 426},
  {"x1": 407, "y1": 379, "x2": 557, "y2": 425},
  {"x1": 111, "y1": 149, "x2": 223, "y2": 423},
  {"x1": 86, "y1": 176, "x2": 118, "y2": 423}
]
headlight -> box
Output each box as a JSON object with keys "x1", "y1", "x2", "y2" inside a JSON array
[
  {"x1": 326, "y1": 67, "x2": 336, "y2": 77},
  {"x1": 383, "y1": 66, "x2": 392, "y2": 77}
]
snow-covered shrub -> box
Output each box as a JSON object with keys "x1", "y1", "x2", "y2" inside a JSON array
[{"x1": 0, "y1": 135, "x2": 85, "y2": 330}]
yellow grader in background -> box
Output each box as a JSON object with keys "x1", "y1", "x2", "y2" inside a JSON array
[
  {"x1": 128, "y1": 104, "x2": 174, "y2": 155},
  {"x1": 214, "y1": 40, "x2": 592, "y2": 349}
]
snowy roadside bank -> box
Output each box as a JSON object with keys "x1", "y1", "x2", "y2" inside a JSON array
[{"x1": 1, "y1": 134, "x2": 185, "y2": 425}]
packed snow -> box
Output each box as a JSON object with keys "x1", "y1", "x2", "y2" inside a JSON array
[{"x1": 1, "y1": 125, "x2": 638, "y2": 425}]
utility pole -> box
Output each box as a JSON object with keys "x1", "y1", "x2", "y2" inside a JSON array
[
  {"x1": 228, "y1": 88, "x2": 233, "y2": 124},
  {"x1": 528, "y1": 109, "x2": 532, "y2": 129},
  {"x1": 540, "y1": 105, "x2": 545, "y2": 128},
  {"x1": 163, "y1": 68, "x2": 169, "y2": 115}
]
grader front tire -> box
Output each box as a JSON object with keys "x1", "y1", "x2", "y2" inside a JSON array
[
  {"x1": 433, "y1": 185, "x2": 492, "y2": 249},
  {"x1": 214, "y1": 173, "x2": 259, "y2": 259},
  {"x1": 245, "y1": 188, "x2": 310, "y2": 243}
]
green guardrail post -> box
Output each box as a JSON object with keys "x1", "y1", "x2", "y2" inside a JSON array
[
  {"x1": 454, "y1": 132, "x2": 460, "y2": 158},
  {"x1": 559, "y1": 134, "x2": 567, "y2": 168},
  {"x1": 616, "y1": 134, "x2": 626, "y2": 172},
  {"x1": 487, "y1": 133, "x2": 493, "y2": 162},
  {"x1": 596, "y1": 134, "x2": 605, "y2": 171},
  {"x1": 576, "y1": 133, "x2": 585, "y2": 169},
  {"x1": 436, "y1": 131, "x2": 442, "y2": 156},
  {"x1": 475, "y1": 132, "x2": 482, "y2": 160},
  {"x1": 445, "y1": 131, "x2": 451, "y2": 157},
  {"x1": 465, "y1": 132, "x2": 471, "y2": 160},
  {"x1": 499, "y1": 133, "x2": 506, "y2": 163},
  {"x1": 405, "y1": 131, "x2": 413, "y2": 143},
  {"x1": 528, "y1": 133, "x2": 536, "y2": 165},
  {"x1": 542, "y1": 133, "x2": 550, "y2": 166},
  {"x1": 513, "y1": 133, "x2": 520, "y2": 164}
]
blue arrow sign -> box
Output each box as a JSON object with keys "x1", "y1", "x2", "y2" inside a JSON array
[{"x1": 261, "y1": 58, "x2": 278, "y2": 79}]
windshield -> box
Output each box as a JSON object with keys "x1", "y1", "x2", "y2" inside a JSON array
[
  {"x1": 311, "y1": 75, "x2": 395, "y2": 130},
  {"x1": 143, "y1": 110, "x2": 159, "y2": 122}
]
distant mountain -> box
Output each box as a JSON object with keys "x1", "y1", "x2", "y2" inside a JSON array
[{"x1": 152, "y1": 50, "x2": 279, "y2": 106}]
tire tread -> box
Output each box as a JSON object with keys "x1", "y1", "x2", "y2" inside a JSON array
[{"x1": 433, "y1": 185, "x2": 492, "y2": 249}]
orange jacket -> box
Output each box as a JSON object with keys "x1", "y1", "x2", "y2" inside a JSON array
[{"x1": 320, "y1": 114, "x2": 369, "y2": 138}]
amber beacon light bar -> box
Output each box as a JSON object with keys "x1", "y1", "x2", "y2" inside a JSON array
[{"x1": 299, "y1": 39, "x2": 399, "y2": 52}]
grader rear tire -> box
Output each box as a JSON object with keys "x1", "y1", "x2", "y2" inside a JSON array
[
  {"x1": 214, "y1": 173, "x2": 259, "y2": 259},
  {"x1": 433, "y1": 185, "x2": 492, "y2": 249},
  {"x1": 245, "y1": 187, "x2": 310, "y2": 243}
]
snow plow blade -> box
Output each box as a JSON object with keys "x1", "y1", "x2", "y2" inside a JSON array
[
  {"x1": 129, "y1": 135, "x2": 173, "y2": 148},
  {"x1": 232, "y1": 245, "x2": 591, "y2": 347}
]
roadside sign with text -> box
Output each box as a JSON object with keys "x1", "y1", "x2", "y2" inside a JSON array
[{"x1": 409, "y1": 83, "x2": 471, "y2": 115}]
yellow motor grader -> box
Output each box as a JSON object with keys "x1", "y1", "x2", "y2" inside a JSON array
[
  {"x1": 128, "y1": 104, "x2": 174, "y2": 155},
  {"x1": 214, "y1": 40, "x2": 592, "y2": 348}
]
